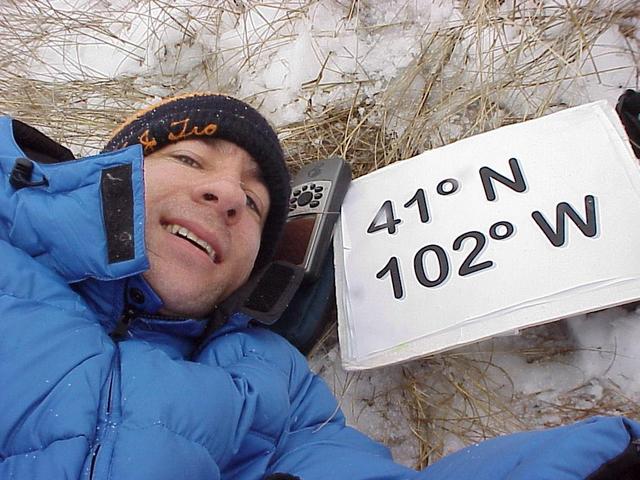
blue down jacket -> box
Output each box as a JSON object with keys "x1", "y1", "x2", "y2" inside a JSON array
[{"x1": 1, "y1": 115, "x2": 639, "y2": 480}]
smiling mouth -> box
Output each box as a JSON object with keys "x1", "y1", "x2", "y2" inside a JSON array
[{"x1": 163, "y1": 223, "x2": 218, "y2": 262}]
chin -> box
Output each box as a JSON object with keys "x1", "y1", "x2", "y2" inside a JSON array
[
  {"x1": 144, "y1": 275, "x2": 221, "y2": 319},
  {"x1": 160, "y1": 294, "x2": 219, "y2": 319}
]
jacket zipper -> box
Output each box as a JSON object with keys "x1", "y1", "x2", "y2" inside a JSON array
[
  {"x1": 88, "y1": 444, "x2": 101, "y2": 480},
  {"x1": 110, "y1": 307, "x2": 137, "y2": 339},
  {"x1": 88, "y1": 353, "x2": 118, "y2": 479},
  {"x1": 110, "y1": 308, "x2": 189, "y2": 338},
  {"x1": 106, "y1": 368, "x2": 115, "y2": 416},
  {"x1": 90, "y1": 306, "x2": 192, "y2": 478}
]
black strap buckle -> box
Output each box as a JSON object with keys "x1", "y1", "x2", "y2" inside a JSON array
[{"x1": 9, "y1": 157, "x2": 49, "y2": 189}]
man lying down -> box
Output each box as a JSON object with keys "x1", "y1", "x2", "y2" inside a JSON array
[{"x1": 0, "y1": 92, "x2": 638, "y2": 479}]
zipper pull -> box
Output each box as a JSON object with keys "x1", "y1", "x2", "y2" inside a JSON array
[{"x1": 111, "y1": 307, "x2": 136, "y2": 339}]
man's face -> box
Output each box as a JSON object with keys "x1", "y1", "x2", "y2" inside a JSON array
[{"x1": 142, "y1": 138, "x2": 270, "y2": 318}]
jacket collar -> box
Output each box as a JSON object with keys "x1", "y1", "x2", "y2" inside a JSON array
[{"x1": 1, "y1": 115, "x2": 252, "y2": 353}]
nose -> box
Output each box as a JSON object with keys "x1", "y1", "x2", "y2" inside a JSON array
[{"x1": 192, "y1": 177, "x2": 246, "y2": 225}]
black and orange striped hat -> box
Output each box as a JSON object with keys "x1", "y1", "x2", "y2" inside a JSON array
[{"x1": 102, "y1": 93, "x2": 291, "y2": 269}]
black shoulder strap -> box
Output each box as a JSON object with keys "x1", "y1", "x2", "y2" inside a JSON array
[
  {"x1": 11, "y1": 119, "x2": 75, "y2": 163},
  {"x1": 616, "y1": 90, "x2": 640, "y2": 159}
]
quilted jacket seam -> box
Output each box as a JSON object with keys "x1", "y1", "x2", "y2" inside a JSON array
[
  {"x1": 0, "y1": 291, "x2": 89, "y2": 318},
  {"x1": 0, "y1": 434, "x2": 88, "y2": 461},
  {"x1": 118, "y1": 423, "x2": 218, "y2": 463}
]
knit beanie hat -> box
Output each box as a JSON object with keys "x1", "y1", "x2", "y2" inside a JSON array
[{"x1": 102, "y1": 93, "x2": 291, "y2": 269}]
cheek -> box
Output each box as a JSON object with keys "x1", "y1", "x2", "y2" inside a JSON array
[
  {"x1": 143, "y1": 162, "x2": 185, "y2": 201},
  {"x1": 142, "y1": 169, "x2": 163, "y2": 220},
  {"x1": 237, "y1": 227, "x2": 262, "y2": 272},
  {"x1": 223, "y1": 229, "x2": 261, "y2": 298},
  {"x1": 143, "y1": 167, "x2": 186, "y2": 226}
]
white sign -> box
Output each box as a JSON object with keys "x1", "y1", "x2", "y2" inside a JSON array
[{"x1": 334, "y1": 101, "x2": 640, "y2": 370}]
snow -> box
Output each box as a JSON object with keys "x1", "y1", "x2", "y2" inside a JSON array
[
  {"x1": 311, "y1": 306, "x2": 640, "y2": 465},
  {"x1": 2, "y1": 0, "x2": 639, "y2": 469}
]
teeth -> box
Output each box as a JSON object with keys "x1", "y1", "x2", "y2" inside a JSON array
[{"x1": 163, "y1": 224, "x2": 216, "y2": 260}]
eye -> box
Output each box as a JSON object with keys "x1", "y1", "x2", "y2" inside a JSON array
[
  {"x1": 172, "y1": 154, "x2": 202, "y2": 169},
  {"x1": 245, "y1": 193, "x2": 261, "y2": 217}
]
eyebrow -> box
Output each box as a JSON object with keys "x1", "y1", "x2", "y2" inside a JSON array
[{"x1": 243, "y1": 162, "x2": 265, "y2": 183}]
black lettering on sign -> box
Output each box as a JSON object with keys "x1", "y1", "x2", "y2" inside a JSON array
[
  {"x1": 489, "y1": 221, "x2": 515, "y2": 240},
  {"x1": 531, "y1": 195, "x2": 598, "y2": 247},
  {"x1": 452, "y1": 231, "x2": 494, "y2": 276},
  {"x1": 376, "y1": 256, "x2": 404, "y2": 299},
  {"x1": 403, "y1": 188, "x2": 430, "y2": 223},
  {"x1": 414, "y1": 244, "x2": 450, "y2": 288},
  {"x1": 437, "y1": 178, "x2": 460, "y2": 196},
  {"x1": 368, "y1": 200, "x2": 401, "y2": 235},
  {"x1": 479, "y1": 157, "x2": 527, "y2": 201}
]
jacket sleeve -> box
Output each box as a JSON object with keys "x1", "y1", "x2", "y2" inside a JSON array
[
  {"x1": 0, "y1": 236, "x2": 115, "y2": 473},
  {"x1": 0, "y1": 119, "x2": 149, "y2": 474},
  {"x1": 266, "y1": 391, "x2": 422, "y2": 479},
  {"x1": 268, "y1": 344, "x2": 640, "y2": 480},
  {"x1": 265, "y1": 348, "x2": 421, "y2": 479},
  {"x1": 198, "y1": 325, "x2": 640, "y2": 480},
  {"x1": 266, "y1": 343, "x2": 640, "y2": 480},
  {"x1": 421, "y1": 415, "x2": 640, "y2": 480},
  {"x1": 197, "y1": 326, "x2": 424, "y2": 480}
]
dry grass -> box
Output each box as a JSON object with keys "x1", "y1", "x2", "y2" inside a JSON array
[
  {"x1": 281, "y1": 0, "x2": 640, "y2": 174},
  {"x1": 311, "y1": 317, "x2": 640, "y2": 468},
  {"x1": 399, "y1": 329, "x2": 640, "y2": 467},
  {"x1": 1, "y1": 0, "x2": 639, "y2": 468}
]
